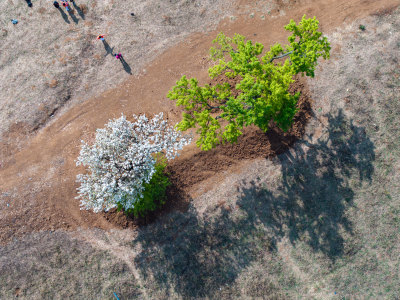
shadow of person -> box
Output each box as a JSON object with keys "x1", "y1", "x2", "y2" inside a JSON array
[
  {"x1": 119, "y1": 55, "x2": 132, "y2": 75},
  {"x1": 102, "y1": 40, "x2": 114, "y2": 57},
  {"x1": 57, "y1": 7, "x2": 70, "y2": 24},
  {"x1": 25, "y1": 0, "x2": 32, "y2": 7},
  {"x1": 71, "y1": 1, "x2": 85, "y2": 20},
  {"x1": 67, "y1": 9, "x2": 79, "y2": 24}
]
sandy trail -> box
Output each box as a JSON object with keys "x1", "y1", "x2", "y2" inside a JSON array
[{"x1": 1, "y1": 0, "x2": 399, "y2": 244}]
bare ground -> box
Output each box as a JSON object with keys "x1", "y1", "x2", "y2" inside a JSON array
[
  {"x1": 1, "y1": 0, "x2": 400, "y2": 299},
  {"x1": 0, "y1": 0, "x2": 235, "y2": 153}
]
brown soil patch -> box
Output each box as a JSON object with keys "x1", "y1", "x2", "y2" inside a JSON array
[{"x1": 1, "y1": 0, "x2": 399, "y2": 244}]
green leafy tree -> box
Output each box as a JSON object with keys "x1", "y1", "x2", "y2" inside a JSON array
[{"x1": 167, "y1": 15, "x2": 330, "y2": 150}]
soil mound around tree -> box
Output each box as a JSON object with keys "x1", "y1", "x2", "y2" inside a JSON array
[
  {"x1": 101, "y1": 76, "x2": 312, "y2": 228},
  {"x1": 168, "y1": 76, "x2": 312, "y2": 188}
]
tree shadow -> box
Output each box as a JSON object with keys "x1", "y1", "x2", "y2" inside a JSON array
[
  {"x1": 119, "y1": 55, "x2": 132, "y2": 75},
  {"x1": 238, "y1": 109, "x2": 375, "y2": 259},
  {"x1": 133, "y1": 109, "x2": 375, "y2": 298},
  {"x1": 67, "y1": 9, "x2": 79, "y2": 24},
  {"x1": 134, "y1": 204, "x2": 269, "y2": 298},
  {"x1": 57, "y1": 7, "x2": 70, "y2": 24},
  {"x1": 72, "y1": 1, "x2": 85, "y2": 20}
]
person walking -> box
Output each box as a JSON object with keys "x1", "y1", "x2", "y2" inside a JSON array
[
  {"x1": 114, "y1": 53, "x2": 122, "y2": 60},
  {"x1": 62, "y1": 1, "x2": 71, "y2": 11},
  {"x1": 97, "y1": 34, "x2": 105, "y2": 41}
]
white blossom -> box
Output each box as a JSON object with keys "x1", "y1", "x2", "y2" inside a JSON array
[{"x1": 76, "y1": 113, "x2": 191, "y2": 213}]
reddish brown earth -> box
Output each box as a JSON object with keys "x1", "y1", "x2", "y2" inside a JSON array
[{"x1": 1, "y1": 0, "x2": 399, "y2": 244}]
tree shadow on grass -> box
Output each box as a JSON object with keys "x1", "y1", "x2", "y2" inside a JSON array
[
  {"x1": 133, "y1": 109, "x2": 375, "y2": 298},
  {"x1": 134, "y1": 205, "x2": 270, "y2": 298},
  {"x1": 239, "y1": 109, "x2": 375, "y2": 259}
]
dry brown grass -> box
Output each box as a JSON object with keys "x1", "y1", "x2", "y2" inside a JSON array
[
  {"x1": 37, "y1": 7, "x2": 46, "y2": 14},
  {"x1": 0, "y1": 231, "x2": 141, "y2": 299},
  {"x1": 79, "y1": 4, "x2": 88, "y2": 15},
  {"x1": 48, "y1": 79, "x2": 58, "y2": 88},
  {"x1": 0, "y1": 0, "x2": 235, "y2": 146}
]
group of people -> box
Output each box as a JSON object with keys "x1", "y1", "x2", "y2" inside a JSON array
[
  {"x1": 53, "y1": 0, "x2": 74, "y2": 11},
  {"x1": 12, "y1": 1, "x2": 126, "y2": 66},
  {"x1": 53, "y1": 2, "x2": 124, "y2": 61}
]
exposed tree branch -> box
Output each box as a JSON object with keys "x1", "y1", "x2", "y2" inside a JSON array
[
  {"x1": 207, "y1": 103, "x2": 221, "y2": 110},
  {"x1": 269, "y1": 51, "x2": 293, "y2": 63},
  {"x1": 269, "y1": 39, "x2": 305, "y2": 63}
]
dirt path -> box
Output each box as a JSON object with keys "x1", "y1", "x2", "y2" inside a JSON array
[
  {"x1": 0, "y1": 0, "x2": 235, "y2": 141},
  {"x1": 1, "y1": 0, "x2": 399, "y2": 244}
]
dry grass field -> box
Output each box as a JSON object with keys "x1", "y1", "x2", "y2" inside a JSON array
[
  {"x1": 0, "y1": 0, "x2": 399, "y2": 299},
  {"x1": 0, "y1": 0, "x2": 234, "y2": 153}
]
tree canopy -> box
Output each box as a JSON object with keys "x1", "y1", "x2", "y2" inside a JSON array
[
  {"x1": 167, "y1": 15, "x2": 330, "y2": 150},
  {"x1": 76, "y1": 113, "x2": 190, "y2": 214}
]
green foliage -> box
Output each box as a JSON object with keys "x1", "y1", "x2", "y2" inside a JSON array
[
  {"x1": 117, "y1": 157, "x2": 170, "y2": 218},
  {"x1": 168, "y1": 15, "x2": 330, "y2": 150}
]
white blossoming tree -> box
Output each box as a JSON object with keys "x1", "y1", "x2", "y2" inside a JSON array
[{"x1": 76, "y1": 113, "x2": 191, "y2": 216}]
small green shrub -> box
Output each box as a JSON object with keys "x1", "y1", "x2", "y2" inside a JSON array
[{"x1": 117, "y1": 157, "x2": 170, "y2": 218}]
